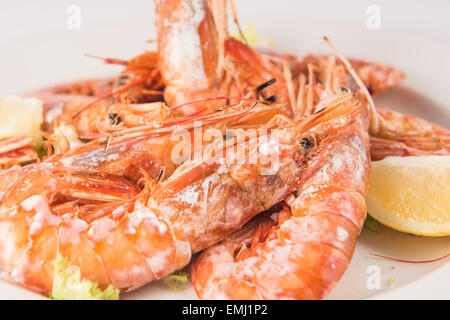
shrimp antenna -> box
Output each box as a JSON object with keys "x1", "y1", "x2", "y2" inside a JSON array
[
  {"x1": 283, "y1": 61, "x2": 296, "y2": 114},
  {"x1": 228, "y1": 0, "x2": 247, "y2": 45},
  {"x1": 211, "y1": 0, "x2": 228, "y2": 79},
  {"x1": 72, "y1": 79, "x2": 144, "y2": 119},
  {"x1": 370, "y1": 253, "x2": 449, "y2": 264},
  {"x1": 170, "y1": 96, "x2": 259, "y2": 111},
  {"x1": 72, "y1": 69, "x2": 159, "y2": 119},
  {"x1": 104, "y1": 133, "x2": 115, "y2": 152},
  {"x1": 323, "y1": 36, "x2": 380, "y2": 133},
  {"x1": 84, "y1": 53, "x2": 129, "y2": 66}
]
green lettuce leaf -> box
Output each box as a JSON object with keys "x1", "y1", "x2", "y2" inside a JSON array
[
  {"x1": 232, "y1": 24, "x2": 276, "y2": 47},
  {"x1": 51, "y1": 256, "x2": 119, "y2": 300},
  {"x1": 162, "y1": 269, "x2": 189, "y2": 291},
  {"x1": 35, "y1": 146, "x2": 47, "y2": 160},
  {"x1": 364, "y1": 214, "x2": 381, "y2": 233}
]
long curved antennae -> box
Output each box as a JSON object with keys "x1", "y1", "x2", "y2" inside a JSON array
[{"x1": 323, "y1": 36, "x2": 380, "y2": 134}]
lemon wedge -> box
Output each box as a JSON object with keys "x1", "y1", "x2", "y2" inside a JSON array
[
  {"x1": 0, "y1": 96, "x2": 43, "y2": 147},
  {"x1": 367, "y1": 155, "x2": 450, "y2": 236}
]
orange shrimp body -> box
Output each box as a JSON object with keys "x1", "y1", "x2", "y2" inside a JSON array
[
  {"x1": 0, "y1": 136, "x2": 38, "y2": 166},
  {"x1": 111, "y1": 51, "x2": 163, "y2": 104},
  {"x1": 262, "y1": 51, "x2": 405, "y2": 97},
  {"x1": 44, "y1": 99, "x2": 170, "y2": 138},
  {"x1": 0, "y1": 98, "x2": 357, "y2": 295},
  {"x1": 288, "y1": 53, "x2": 450, "y2": 160},
  {"x1": 299, "y1": 55, "x2": 405, "y2": 97},
  {"x1": 28, "y1": 51, "x2": 164, "y2": 137},
  {"x1": 370, "y1": 106, "x2": 450, "y2": 160},
  {"x1": 0, "y1": 162, "x2": 142, "y2": 293},
  {"x1": 155, "y1": 0, "x2": 292, "y2": 118},
  {"x1": 191, "y1": 94, "x2": 371, "y2": 299},
  {"x1": 53, "y1": 100, "x2": 281, "y2": 182},
  {"x1": 223, "y1": 38, "x2": 293, "y2": 117},
  {"x1": 155, "y1": 0, "x2": 223, "y2": 113}
]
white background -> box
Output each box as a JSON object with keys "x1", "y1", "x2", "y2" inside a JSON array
[{"x1": 1, "y1": 0, "x2": 450, "y2": 45}]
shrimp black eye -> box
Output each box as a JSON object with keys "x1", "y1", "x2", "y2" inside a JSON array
[
  {"x1": 117, "y1": 75, "x2": 129, "y2": 86},
  {"x1": 256, "y1": 78, "x2": 277, "y2": 92},
  {"x1": 314, "y1": 107, "x2": 325, "y2": 114},
  {"x1": 301, "y1": 137, "x2": 313, "y2": 149},
  {"x1": 262, "y1": 95, "x2": 278, "y2": 105},
  {"x1": 109, "y1": 113, "x2": 122, "y2": 125},
  {"x1": 224, "y1": 131, "x2": 236, "y2": 141}
]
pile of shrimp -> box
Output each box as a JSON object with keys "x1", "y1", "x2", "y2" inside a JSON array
[{"x1": 0, "y1": 0, "x2": 449, "y2": 299}]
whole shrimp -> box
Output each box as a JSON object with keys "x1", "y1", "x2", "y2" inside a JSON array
[
  {"x1": 27, "y1": 51, "x2": 165, "y2": 138},
  {"x1": 191, "y1": 90, "x2": 371, "y2": 299},
  {"x1": 46, "y1": 100, "x2": 170, "y2": 140},
  {"x1": 0, "y1": 93, "x2": 357, "y2": 294},
  {"x1": 47, "y1": 97, "x2": 277, "y2": 185},
  {"x1": 297, "y1": 44, "x2": 450, "y2": 160},
  {"x1": 369, "y1": 106, "x2": 450, "y2": 160},
  {"x1": 266, "y1": 44, "x2": 450, "y2": 160}
]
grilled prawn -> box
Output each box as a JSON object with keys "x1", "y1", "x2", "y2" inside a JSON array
[{"x1": 191, "y1": 91, "x2": 371, "y2": 299}]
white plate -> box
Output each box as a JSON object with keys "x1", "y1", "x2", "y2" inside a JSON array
[{"x1": 0, "y1": 16, "x2": 449, "y2": 300}]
